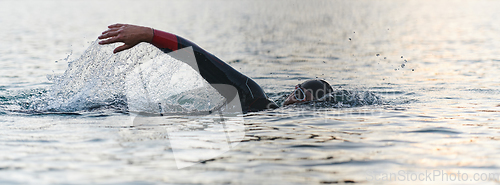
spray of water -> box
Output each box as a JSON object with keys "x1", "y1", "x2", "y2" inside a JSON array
[{"x1": 27, "y1": 40, "x2": 224, "y2": 113}]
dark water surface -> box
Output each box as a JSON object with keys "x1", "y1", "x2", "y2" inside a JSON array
[{"x1": 1, "y1": 0, "x2": 500, "y2": 184}]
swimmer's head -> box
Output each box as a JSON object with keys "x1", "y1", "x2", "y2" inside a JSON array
[{"x1": 283, "y1": 79, "x2": 334, "y2": 106}]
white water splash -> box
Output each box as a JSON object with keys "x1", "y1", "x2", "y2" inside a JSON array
[{"x1": 29, "y1": 40, "x2": 224, "y2": 113}]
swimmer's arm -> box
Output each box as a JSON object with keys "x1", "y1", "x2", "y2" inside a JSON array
[{"x1": 98, "y1": 23, "x2": 196, "y2": 53}]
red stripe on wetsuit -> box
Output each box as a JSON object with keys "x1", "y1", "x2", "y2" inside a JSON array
[
  {"x1": 151, "y1": 29, "x2": 225, "y2": 66},
  {"x1": 151, "y1": 29, "x2": 178, "y2": 51}
]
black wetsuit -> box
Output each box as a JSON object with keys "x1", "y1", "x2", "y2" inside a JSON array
[{"x1": 151, "y1": 29, "x2": 278, "y2": 113}]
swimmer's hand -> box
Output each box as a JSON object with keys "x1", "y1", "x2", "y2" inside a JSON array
[{"x1": 98, "y1": 24, "x2": 154, "y2": 53}]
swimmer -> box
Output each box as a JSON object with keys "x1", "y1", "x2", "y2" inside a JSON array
[{"x1": 98, "y1": 24, "x2": 333, "y2": 112}]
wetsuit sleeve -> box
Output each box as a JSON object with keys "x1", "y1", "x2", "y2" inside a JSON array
[
  {"x1": 151, "y1": 29, "x2": 178, "y2": 51},
  {"x1": 150, "y1": 29, "x2": 278, "y2": 112}
]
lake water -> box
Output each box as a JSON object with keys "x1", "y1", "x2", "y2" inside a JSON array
[{"x1": 2, "y1": 0, "x2": 500, "y2": 184}]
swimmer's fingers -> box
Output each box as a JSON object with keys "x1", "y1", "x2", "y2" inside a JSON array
[
  {"x1": 98, "y1": 35, "x2": 121, "y2": 45},
  {"x1": 97, "y1": 23, "x2": 153, "y2": 53},
  {"x1": 100, "y1": 27, "x2": 120, "y2": 36},
  {"x1": 98, "y1": 30, "x2": 120, "y2": 41},
  {"x1": 98, "y1": 24, "x2": 126, "y2": 41},
  {"x1": 113, "y1": 44, "x2": 134, "y2": 54},
  {"x1": 108, "y1": 23, "x2": 126, "y2": 29},
  {"x1": 98, "y1": 28, "x2": 127, "y2": 45}
]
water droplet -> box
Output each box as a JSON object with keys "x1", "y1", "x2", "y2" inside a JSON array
[
  {"x1": 349, "y1": 38, "x2": 351, "y2": 41},
  {"x1": 323, "y1": 61, "x2": 326, "y2": 63},
  {"x1": 384, "y1": 57, "x2": 386, "y2": 59},
  {"x1": 401, "y1": 64, "x2": 405, "y2": 68},
  {"x1": 404, "y1": 59, "x2": 407, "y2": 63},
  {"x1": 394, "y1": 69, "x2": 397, "y2": 71},
  {"x1": 376, "y1": 54, "x2": 380, "y2": 56},
  {"x1": 401, "y1": 56, "x2": 403, "y2": 58},
  {"x1": 412, "y1": 69, "x2": 415, "y2": 71}
]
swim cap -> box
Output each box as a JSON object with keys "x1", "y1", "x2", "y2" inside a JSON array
[{"x1": 300, "y1": 79, "x2": 333, "y2": 100}]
